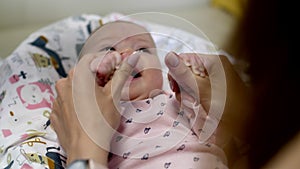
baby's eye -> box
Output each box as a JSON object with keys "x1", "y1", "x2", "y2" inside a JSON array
[
  {"x1": 101, "y1": 47, "x2": 116, "y2": 52},
  {"x1": 136, "y1": 48, "x2": 150, "y2": 53}
]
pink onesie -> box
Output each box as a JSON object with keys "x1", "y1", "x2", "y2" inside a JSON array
[{"x1": 108, "y1": 93, "x2": 228, "y2": 169}]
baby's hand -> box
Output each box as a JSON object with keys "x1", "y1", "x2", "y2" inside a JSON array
[
  {"x1": 167, "y1": 52, "x2": 211, "y2": 112},
  {"x1": 178, "y1": 53, "x2": 208, "y2": 77},
  {"x1": 90, "y1": 51, "x2": 122, "y2": 87}
]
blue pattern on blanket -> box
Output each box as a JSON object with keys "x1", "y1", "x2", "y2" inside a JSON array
[{"x1": 0, "y1": 14, "x2": 102, "y2": 169}]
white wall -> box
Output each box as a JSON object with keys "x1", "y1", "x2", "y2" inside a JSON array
[
  {"x1": 0, "y1": 0, "x2": 209, "y2": 28},
  {"x1": 0, "y1": 0, "x2": 236, "y2": 58}
]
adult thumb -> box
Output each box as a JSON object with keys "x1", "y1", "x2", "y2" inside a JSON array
[
  {"x1": 165, "y1": 52, "x2": 199, "y2": 102},
  {"x1": 111, "y1": 52, "x2": 140, "y2": 102}
]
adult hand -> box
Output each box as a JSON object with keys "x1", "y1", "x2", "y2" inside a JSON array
[
  {"x1": 165, "y1": 52, "x2": 215, "y2": 142},
  {"x1": 50, "y1": 52, "x2": 139, "y2": 165},
  {"x1": 165, "y1": 52, "x2": 250, "y2": 167},
  {"x1": 167, "y1": 52, "x2": 212, "y2": 112}
]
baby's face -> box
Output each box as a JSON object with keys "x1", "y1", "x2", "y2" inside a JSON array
[{"x1": 81, "y1": 21, "x2": 163, "y2": 100}]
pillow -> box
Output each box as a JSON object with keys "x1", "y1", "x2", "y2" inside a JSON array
[{"x1": 0, "y1": 13, "x2": 230, "y2": 169}]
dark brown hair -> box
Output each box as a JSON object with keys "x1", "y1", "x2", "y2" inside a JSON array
[{"x1": 231, "y1": 0, "x2": 299, "y2": 168}]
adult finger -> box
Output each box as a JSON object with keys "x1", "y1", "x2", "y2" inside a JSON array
[
  {"x1": 110, "y1": 52, "x2": 140, "y2": 102},
  {"x1": 72, "y1": 53, "x2": 100, "y2": 97},
  {"x1": 54, "y1": 77, "x2": 68, "y2": 109},
  {"x1": 71, "y1": 52, "x2": 139, "y2": 151},
  {"x1": 165, "y1": 52, "x2": 199, "y2": 103},
  {"x1": 167, "y1": 52, "x2": 227, "y2": 142},
  {"x1": 72, "y1": 54, "x2": 113, "y2": 150}
]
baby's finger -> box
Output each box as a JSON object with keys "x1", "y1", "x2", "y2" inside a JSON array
[
  {"x1": 193, "y1": 55, "x2": 207, "y2": 77},
  {"x1": 90, "y1": 52, "x2": 119, "y2": 74},
  {"x1": 178, "y1": 53, "x2": 191, "y2": 66},
  {"x1": 111, "y1": 51, "x2": 122, "y2": 69},
  {"x1": 189, "y1": 55, "x2": 201, "y2": 75},
  {"x1": 89, "y1": 52, "x2": 106, "y2": 73},
  {"x1": 111, "y1": 52, "x2": 140, "y2": 102},
  {"x1": 90, "y1": 52, "x2": 121, "y2": 86},
  {"x1": 102, "y1": 52, "x2": 121, "y2": 73},
  {"x1": 179, "y1": 53, "x2": 206, "y2": 77}
]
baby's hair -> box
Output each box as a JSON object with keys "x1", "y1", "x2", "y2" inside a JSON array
[{"x1": 78, "y1": 20, "x2": 152, "y2": 59}]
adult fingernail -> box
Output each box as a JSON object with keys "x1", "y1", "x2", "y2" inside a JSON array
[
  {"x1": 166, "y1": 52, "x2": 179, "y2": 67},
  {"x1": 127, "y1": 52, "x2": 140, "y2": 67}
]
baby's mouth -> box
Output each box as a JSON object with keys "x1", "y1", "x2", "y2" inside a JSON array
[{"x1": 131, "y1": 69, "x2": 142, "y2": 78}]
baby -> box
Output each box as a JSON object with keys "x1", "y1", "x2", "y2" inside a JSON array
[{"x1": 79, "y1": 21, "x2": 230, "y2": 169}]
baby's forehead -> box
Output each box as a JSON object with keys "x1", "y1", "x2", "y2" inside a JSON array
[
  {"x1": 80, "y1": 21, "x2": 156, "y2": 56},
  {"x1": 86, "y1": 21, "x2": 155, "y2": 46},
  {"x1": 103, "y1": 21, "x2": 146, "y2": 29},
  {"x1": 92, "y1": 21, "x2": 152, "y2": 41}
]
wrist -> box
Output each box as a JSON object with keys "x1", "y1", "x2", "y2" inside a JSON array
[
  {"x1": 89, "y1": 159, "x2": 108, "y2": 169},
  {"x1": 67, "y1": 137, "x2": 109, "y2": 166},
  {"x1": 67, "y1": 159, "x2": 89, "y2": 169},
  {"x1": 67, "y1": 159, "x2": 108, "y2": 169}
]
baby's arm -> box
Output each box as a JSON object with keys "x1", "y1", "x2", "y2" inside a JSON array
[{"x1": 89, "y1": 51, "x2": 122, "y2": 87}]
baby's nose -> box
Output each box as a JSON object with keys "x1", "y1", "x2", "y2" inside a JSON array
[{"x1": 120, "y1": 48, "x2": 134, "y2": 60}]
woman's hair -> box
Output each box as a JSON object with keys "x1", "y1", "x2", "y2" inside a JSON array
[{"x1": 233, "y1": 0, "x2": 299, "y2": 168}]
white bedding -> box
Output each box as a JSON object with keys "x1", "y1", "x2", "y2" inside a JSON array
[{"x1": 0, "y1": 13, "x2": 232, "y2": 169}]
